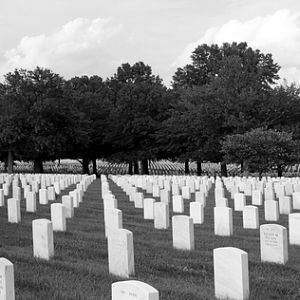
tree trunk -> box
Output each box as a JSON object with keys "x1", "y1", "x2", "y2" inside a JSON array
[
  {"x1": 196, "y1": 160, "x2": 202, "y2": 176},
  {"x1": 128, "y1": 161, "x2": 133, "y2": 175},
  {"x1": 184, "y1": 160, "x2": 190, "y2": 175},
  {"x1": 133, "y1": 160, "x2": 139, "y2": 174},
  {"x1": 141, "y1": 159, "x2": 149, "y2": 175},
  {"x1": 220, "y1": 161, "x2": 228, "y2": 177},
  {"x1": 82, "y1": 157, "x2": 90, "y2": 174},
  {"x1": 259, "y1": 170, "x2": 263, "y2": 180},
  {"x1": 240, "y1": 161, "x2": 244, "y2": 175},
  {"x1": 7, "y1": 151, "x2": 13, "y2": 174},
  {"x1": 34, "y1": 158, "x2": 44, "y2": 173},
  {"x1": 92, "y1": 158, "x2": 97, "y2": 176},
  {"x1": 277, "y1": 164, "x2": 283, "y2": 177}
]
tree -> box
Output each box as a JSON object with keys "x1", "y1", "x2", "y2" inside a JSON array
[
  {"x1": 105, "y1": 62, "x2": 170, "y2": 174},
  {"x1": 171, "y1": 42, "x2": 281, "y2": 176},
  {"x1": 222, "y1": 128, "x2": 298, "y2": 178},
  {"x1": 1, "y1": 67, "x2": 79, "y2": 173},
  {"x1": 64, "y1": 75, "x2": 110, "y2": 175}
]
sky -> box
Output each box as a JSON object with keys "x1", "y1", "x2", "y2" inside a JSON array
[{"x1": 1, "y1": 0, "x2": 300, "y2": 86}]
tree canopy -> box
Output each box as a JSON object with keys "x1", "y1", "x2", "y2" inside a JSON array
[{"x1": 0, "y1": 42, "x2": 299, "y2": 176}]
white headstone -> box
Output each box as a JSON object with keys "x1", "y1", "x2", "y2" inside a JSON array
[
  {"x1": 215, "y1": 197, "x2": 228, "y2": 207},
  {"x1": 252, "y1": 190, "x2": 263, "y2": 206},
  {"x1": 260, "y1": 224, "x2": 288, "y2": 264},
  {"x1": 160, "y1": 189, "x2": 170, "y2": 203},
  {"x1": 143, "y1": 198, "x2": 155, "y2": 220},
  {"x1": 32, "y1": 219, "x2": 54, "y2": 260},
  {"x1": 172, "y1": 215, "x2": 194, "y2": 250},
  {"x1": 105, "y1": 208, "x2": 123, "y2": 237},
  {"x1": 134, "y1": 192, "x2": 144, "y2": 208},
  {"x1": 234, "y1": 193, "x2": 246, "y2": 211},
  {"x1": 47, "y1": 186, "x2": 56, "y2": 201},
  {"x1": 195, "y1": 191, "x2": 206, "y2": 207},
  {"x1": 264, "y1": 200, "x2": 279, "y2": 221},
  {"x1": 214, "y1": 207, "x2": 233, "y2": 236},
  {"x1": 62, "y1": 195, "x2": 74, "y2": 218},
  {"x1": 292, "y1": 192, "x2": 300, "y2": 209},
  {"x1": 243, "y1": 206, "x2": 259, "y2": 229},
  {"x1": 278, "y1": 196, "x2": 292, "y2": 215},
  {"x1": 181, "y1": 186, "x2": 191, "y2": 200},
  {"x1": 172, "y1": 195, "x2": 184, "y2": 213},
  {"x1": 26, "y1": 191, "x2": 37, "y2": 213},
  {"x1": 214, "y1": 247, "x2": 249, "y2": 300},
  {"x1": 51, "y1": 203, "x2": 66, "y2": 232},
  {"x1": 189, "y1": 202, "x2": 204, "y2": 224},
  {"x1": 107, "y1": 229, "x2": 135, "y2": 278},
  {"x1": 112, "y1": 280, "x2": 159, "y2": 300},
  {"x1": 7, "y1": 198, "x2": 21, "y2": 223},
  {"x1": 0, "y1": 189, "x2": 4, "y2": 207},
  {"x1": 0, "y1": 257, "x2": 15, "y2": 300},
  {"x1": 39, "y1": 188, "x2": 48, "y2": 205},
  {"x1": 154, "y1": 202, "x2": 169, "y2": 229},
  {"x1": 289, "y1": 213, "x2": 300, "y2": 245}
]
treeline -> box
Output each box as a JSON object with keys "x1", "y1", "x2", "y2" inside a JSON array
[{"x1": 0, "y1": 42, "x2": 299, "y2": 177}]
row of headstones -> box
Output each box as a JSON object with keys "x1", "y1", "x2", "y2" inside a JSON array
[
  {"x1": 107, "y1": 175, "x2": 300, "y2": 250},
  {"x1": 102, "y1": 175, "x2": 299, "y2": 296},
  {"x1": 0, "y1": 233, "x2": 288, "y2": 300},
  {"x1": 1, "y1": 174, "x2": 91, "y2": 224},
  {"x1": 0, "y1": 257, "x2": 160, "y2": 300},
  {"x1": 223, "y1": 175, "x2": 300, "y2": 196},
  {"x1": 0, "y1": 175, "x2": 96, "y2": 299},
  {"x1": 103, "y1": 175, "x2": 299, "y2": 259}
]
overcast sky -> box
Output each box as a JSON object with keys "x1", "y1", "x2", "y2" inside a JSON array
[{"x1": 1, "y1": 0, "x2": 300, "y2": 86}]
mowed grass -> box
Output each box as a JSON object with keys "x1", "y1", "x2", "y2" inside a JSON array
[{"x1": 1, "y1": 178, "x2": 300, "y2": 299}]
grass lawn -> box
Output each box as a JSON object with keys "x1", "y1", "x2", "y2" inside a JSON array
[{"x1": 1, "y1": 177, "x2": 300, "y2": 299}]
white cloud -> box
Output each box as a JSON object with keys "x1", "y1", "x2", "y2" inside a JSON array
[
  {"x1": 171, "y1": 9, "x2": 300, "y2": 85},
  {"x1": 0, "y1": 18, "x2": 129, "y2": 80}
]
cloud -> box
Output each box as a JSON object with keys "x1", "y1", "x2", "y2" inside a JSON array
[
  {"x1": 0, "y1": 18, "x2": 130, "y2": 80},
  {"x1": 171, "y1": 9, "x2": 300, "y2": 84}
]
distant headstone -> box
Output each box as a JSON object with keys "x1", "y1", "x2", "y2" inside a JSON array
[
  {"x1": 134, "y1": 192, "x2": 144, "y2": 209},
  {"x1": 0, "y1": 189, "x2": 4, "y2": 207},
  {"x1": 143, "y1": 198, "x2": 155, "y2": 220},
  {"x1": 107, "y1": 229, "x2": 135, "y2": 278},
  {"x1": 51, "y1": 203, "x2": 66, "y2": 232},
  {"x1": 105, "y1": 208, "x2": 123, "y2": 238},
  {"x1": 195, "y1": 191, "x2": 206, "y2": 207},
  {"x1": 260, "y1": 224, "x2": 288, "y2": 264},
  {"x1": 160, "y1": 189, "x2": 170, "y2": 203},
  {"x1": 154, "y1": 202, "x2": 169, "y2": 229},
  {"x1": 32, "y1": 219, "x2": 54, "y2": 260},
  {"x1": 292, "y1": 192, "x2": 300, "y2": 209},
  {"x1": 172, "y1": 215, "x2": 194, "y2": 250},
  {"x1": 214, "y1": 207, "x2": 233, "y2": 236},
  {"x1": 0, "y1": 257, "x2": 15, "y2": 300},
  {"x1": 189, "y1": 202, "x2": 204, "y2": 224},
  {"x1": 234, "y1": 193, "x2": 246, "y2": 211},
  {"x1": 214, "y1": 247, "x2": 249, "y2": 300},
  {"x1": 7, "y1": 198, "x2": 21, "y2": 223},
  {"x1": 26, "y1": 191, "x2": 37, "y2": 213},
  {"x1": 181, "y1": 186, "x2": 191, "y2": 200},
  {"x1": 172, "y1": 195, "x2": 184, "y2": 213},
  {"x1": 215, "y1": 197, "x2": 228, "y2": 207},
  {"x1": 252, "y1": 190, "x2": 263, "y2": 206},
  {"x1": 289, "y1": 213, "x2": 300, "y2": 245},
  {"x1": 278, "y1": 196, "x2": 292, "y2": 215},
  {"x1": 62, "y1": 195, "x2": 74, "y2": 218},
  {"x1": 264, "y1": 200, "x2": 279, "y2": 221},
  {"x1": 47, "y1": 186, "x2": 56, "y2": 201},
  {"x1": 112, "y1": 280, "x2": 159, "y2": 300},
  {"x1": 243, "y1": 206, "x2": 259, "y2": 229},
  {"x1": 39, "y1": 188, "x2": 48, "y2": 205}
]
